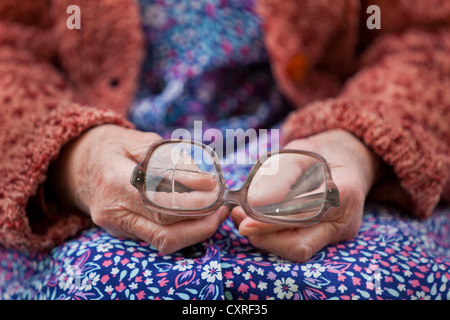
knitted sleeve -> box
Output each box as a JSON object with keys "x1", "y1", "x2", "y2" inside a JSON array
[
  {"x1": 281, "y1": 29, "x2": 450, "y2": 218},
  {"x1": 255, "y1": 0, "x2": 360, "y2": 108},
  {"x1": 0, "y1": 45, "x2": 133, "y2": 251},
  {"x1": 0, "y1": 0, "x2": 143, "y2": 252}
]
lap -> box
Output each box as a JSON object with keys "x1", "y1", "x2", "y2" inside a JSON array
[{"x1": 1, "y1": 204, "x2": 449, "y2": 300}]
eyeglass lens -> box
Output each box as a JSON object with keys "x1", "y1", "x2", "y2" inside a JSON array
[
  {"x1": 145, "y1": 143, "x2": 220, "y2": 210},
  {"x1": 248, "y1": 153, "x2": 326, "y2": 221}
]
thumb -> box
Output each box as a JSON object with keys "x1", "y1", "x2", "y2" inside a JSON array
[
  {"x1": 122, "y1": 131, "x2": 163, "y2": 163},
  {"x1": 230, "y1": 206, "x2": 286, "y2": 236}
]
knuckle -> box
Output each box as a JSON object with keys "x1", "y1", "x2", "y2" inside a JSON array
[
  {"x1": 152, "y1": 212, "x2": 179, "y2": 225},
  {"x1": 150, "y1": 228, "x2": 177, "y2": 255},
  {"x1": 90, "y1": 207, "x2": 107, "y2": 227},
  {"x1": 147, "y1": 132, "x2": 162, "y2": 141},
  {"x1": 346, "y1": 218, "x2": 362, "y2": 240},
  {"x1": 291, "y1": 243, "x2": 314, "y2": 263}
]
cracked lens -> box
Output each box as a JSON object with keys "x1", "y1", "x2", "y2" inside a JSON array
[{"x1": 145, "y1": 142, "x2": 220, "y2": 210}]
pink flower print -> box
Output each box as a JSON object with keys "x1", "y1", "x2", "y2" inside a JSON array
[
  {"x1": 352, "y1": 277, "x2": 361, "y2": 286},
  {"x1": 204, "y1": 3, "x2": 216, "y2": 18},
  {"x1": 238, "y1": 283, "x2": 249, "y2": 294},
  {"x1": 102, "y1": 260, "x2": 112, "y2": 267},
  {"x1": 115, "y1": 282, "x2": 126, "y2": 292},
  {"x1": 136, "y1": 290, "x2": 146, "y2": 300},
  {"x1": 100, "y1": 275, "x2": 109, "y2": 284},
  {"x1": 338, "y1": 274, "x2": 347, "y2": 282},
  {"x1": 353, "y1": 265, "x2": 362, "y2": 272},
  {"x1": 410, "y1": 279, "x2": 421, "y2": 287},
  {"x1": 132, "y1": 252, "x2": 145, "y2": 258},
  {"x1": 158, "y1": 277, "x2": 169, "y2": 287},
  {"x1": 221, "y1": 41, "x2": 233, "y2": 56}
]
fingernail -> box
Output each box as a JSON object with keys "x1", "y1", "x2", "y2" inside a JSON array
[{"x1": 239, "y1": 226, "x2": 259, "y2": 236}]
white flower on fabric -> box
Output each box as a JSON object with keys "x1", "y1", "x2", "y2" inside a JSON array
[
  {"x1": 243, "y1": 272, "x2": 252, "y2": 280},
  {"x1": 338, "y1": 284, "x2": 348, "y2": 293},
  {"x1": 111, "y1": 267, "x2": 120, "y2": 276},
  {"x1": 58, "y1": 265, "x2": 82, "y2": 291},
  {"x1": 248, "y1": 265, "x2": 257, "y2": 273},
  {"x1": 301, "y1": 263, "x2": 326, "y2": 278},
  {"x1": 274, "y1": 277, "x2": 299, "y2": 299},
  {"x1": 411, "y1": 291, "x2": 431, "y2": 300},
  {"x1": 58, "y1": 273, "x2": 75, "y2": 291},
  {"x1": 274, "y1": 263, "x2": 291, "y2": 272},
  {"x1": 105, "y1": 285, "x2": 114, "y2": 294},
  {"x1": 129, "y1": 282, "x2": 138, "y2": 290},
  {"x1": 80, "y1": 272, "x2": 100, "y2": 291},
  {"x1": 143, "y1": 5, "x2": 168, "y2": 28},
  {"x1": 257, "y1": 281, "x2": 268, "y2": 291},
  {"x1": 173, "y1": 259, "x2": 194, "y2": 271},
  {"x1": 96, "y1": 242, "x2": 114, "y2": 253},
  {"x1": 201, "y1": 261, "x2": 222, "y2": 283},
  {"x1": 143, "y1": 269, "x2": 152, "y2": 277},
  {"x1": 224, "y1": 279, "x2": 233, "y2": 288}
]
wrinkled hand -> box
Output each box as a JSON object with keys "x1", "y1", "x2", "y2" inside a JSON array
[
  {"x1": 231, "y1": 129, "x2": 381, "y2": 263},
  {"x1": 53, "y1": 125, "x2": 229, "y2": 254}
]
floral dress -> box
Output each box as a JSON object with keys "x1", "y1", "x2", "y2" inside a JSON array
[{"x1": 0, "y1": 0, "x2": 449, "y2": 300}]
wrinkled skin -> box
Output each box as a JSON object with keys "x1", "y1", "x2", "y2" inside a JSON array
[
  {"x1": 231, "y1": 129, "x2": 381, "y2": 262},
  {"x1": 53, "y1": 124, "x2": 229, "y2": 254},
  {"x1": 54, "y1": 125, "x2": 380, "y2": 262}
]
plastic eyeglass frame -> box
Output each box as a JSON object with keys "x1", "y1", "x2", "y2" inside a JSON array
[{"x1": 131, "y1": 139, "x2": 340, "y2": 227}]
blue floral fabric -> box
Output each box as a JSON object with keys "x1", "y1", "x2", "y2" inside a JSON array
[
  {"x1": 1, "y1": 205, "x2": 449, "y2": 300},
  {"x1": 1, "y1": 0, "x2": 449, "y2": 301},
  {"x1": 129, "y1": 0, "x2": 289, "y2": 138}
]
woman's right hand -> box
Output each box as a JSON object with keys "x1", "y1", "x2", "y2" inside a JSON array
[{"x1": 52, "y1": 124, "x2": 229, "y2": 254}]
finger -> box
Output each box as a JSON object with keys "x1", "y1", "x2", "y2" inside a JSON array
[
  {"x1": 247, "y1": 222, "x2": 337, "y2": 263},
  {"x1": 114, "y1": 205, "x2": 230, "y2": 254},
  {"x1": 231, "y1": 206, "x2": 286, "y2": 236},
  {"x1": 147, "y1": 144, "x2": 218, "y2": 191},
  {"x1": 102, "y1": 154, "x2": 189, "y2": 225},
  {"x1": 123, "y1": 131, "x2": 163, "y2": 163},
  {"x1": 172, "y1": 163, "x2": 219, "y2": 191},
  {"x1": 230, "y1": 205, "x2": 247, "y2": 227},
  {"x1": 148, "y1": 162, "x2": 218, "y2": 191},
  {"x1": 148, "y1": 188, "x2": 219, "y2": 211},
  {"x1": 247, "y1": 154, "x2": 303, "y2": 208}
]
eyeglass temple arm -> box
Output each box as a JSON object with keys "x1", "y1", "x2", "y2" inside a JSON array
[
  {"x1": 284, "y1": 162, "x2": 323, "y2": 199},
  {"x1": 254, "y1": 188, "x2": 339, "y2": 216}
]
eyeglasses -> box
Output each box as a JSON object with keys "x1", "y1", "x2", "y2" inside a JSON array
[{"x1": 131, "y1": 139, "x2": 339, "y2": 226}]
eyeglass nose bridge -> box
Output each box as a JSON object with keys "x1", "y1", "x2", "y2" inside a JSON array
[{"x1": 221, "y1": 188, "x2": 245, "y2": 208}]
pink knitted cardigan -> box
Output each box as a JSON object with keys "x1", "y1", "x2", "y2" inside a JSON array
[{"x1": 0, "y1": 0, "x2": 449, "y2": 252}]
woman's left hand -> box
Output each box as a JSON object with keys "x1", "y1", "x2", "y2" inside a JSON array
[{"x1": 231, "y1": 129, "x2": 381, "y2": 262}]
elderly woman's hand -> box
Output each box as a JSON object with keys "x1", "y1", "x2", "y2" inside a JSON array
[
  {"x1": 53, "y1": 124, "x2": 229, "y2": 254},
  {"x1": 231, "y1": 129, "x2": 381, "y2": 263}
]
